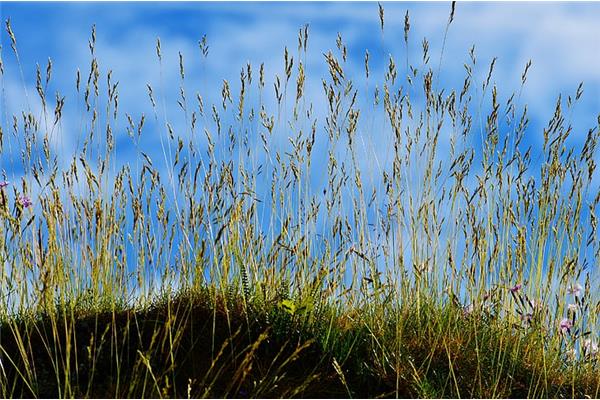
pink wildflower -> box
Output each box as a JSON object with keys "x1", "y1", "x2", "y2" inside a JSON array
[
  {"x1": 559, "y1": 318, "x2": 573, "y2": 334},
  {"x1": 567, "y1": 283, "x2": 583, "y2": 298},
  {"x1": 510, "y1": 283, "x2": 522, "y2": 293},
  {"x1": 0, "y1": 181, "x2": 9, "y2": 188},
  {"x1": 18, "y1": 195, "x2": 32, "y2": 208},
  {"x1": 521, "y1": 312, "x2": 533, "y2": 325},
  {"x1": 528, "y1": 298, "x2": 541, "y2": 310},
  {"x1": 463, "y1": 303, "x2": 474, "y2": 316},
  {"x1": 583, "y1": 339, "x2": 599, "y2": 357}
]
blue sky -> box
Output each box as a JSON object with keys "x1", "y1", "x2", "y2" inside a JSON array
[
  {"x1": 0, "y1": 2, "x2": 598, "y2": 172},
  {"x1": 0, "y1": 2, "x2": 599, "y2": 292}
]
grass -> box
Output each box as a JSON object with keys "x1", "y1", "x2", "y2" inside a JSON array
[{"x1": 1, "y1": 3, "x2": 599, "y2": 398}]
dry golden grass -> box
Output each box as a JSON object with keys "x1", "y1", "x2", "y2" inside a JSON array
[{"x1": 0, "y1": 3, "x2": 599, "y2": 398}]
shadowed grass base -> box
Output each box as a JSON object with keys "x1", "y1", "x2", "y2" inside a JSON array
[
  {"x1": 0, "y1": 289, "x2": 598, "y2": 398},
  {"x1": 1, "y1": 290, "x2": 372, "y2": 398}
]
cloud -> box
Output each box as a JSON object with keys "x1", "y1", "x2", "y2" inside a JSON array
[{"x1": 2, "y1": 1, "x2": 598, "y2": 227}]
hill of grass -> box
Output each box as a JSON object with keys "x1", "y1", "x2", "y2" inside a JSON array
[
  {"x1": 0, "y1": 3, "x2": 599, "y2": 398},
  {"x1": 1, "y1": 289, "x2": 598, "y2": 398}
]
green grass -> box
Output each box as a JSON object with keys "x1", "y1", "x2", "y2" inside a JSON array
[
  {"x1": 1, "y1": 289, "x2": 598, "y2": 398},
  {"x1": 1, "y1": 4, "x2": 599, "y2": 398}
]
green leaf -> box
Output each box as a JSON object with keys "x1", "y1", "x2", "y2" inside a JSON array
[{"x1": 279, "y1": 299, "x2": 296, "y2": 315}]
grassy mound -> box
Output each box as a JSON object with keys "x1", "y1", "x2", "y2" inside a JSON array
[
  {"x1": 2, "y1": 289, "x2": 598, "y2": 398},
  {"x1": 0, "y1": 3, "x2": 599, "y2": 398}
]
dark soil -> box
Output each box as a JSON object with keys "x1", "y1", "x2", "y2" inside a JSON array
[{"x1": 0, "y1": 293, "x2": 394, "y2": 398}]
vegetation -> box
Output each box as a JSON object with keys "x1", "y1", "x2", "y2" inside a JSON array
[{"x1": 0, "y1": 3, "x2": 599, "y2": 398}]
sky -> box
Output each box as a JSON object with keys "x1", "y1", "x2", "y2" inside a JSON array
[
  {"x1": 0, "y1": 2, "x2": 597, "y2": 176},
  {"x1": 0, "y1": 2, "x2": 599, "y2": 293},
  {"x1": 0, "y1": 2, "x2": 598, "y2": 165}
]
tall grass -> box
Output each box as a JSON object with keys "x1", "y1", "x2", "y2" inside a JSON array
[{"x1": 0, "y1": 3, "x2": 599, "y2": 398}]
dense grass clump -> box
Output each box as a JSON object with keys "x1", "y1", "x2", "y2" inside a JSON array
[{"x1": 1, "y1": 3, "x2": 599, "y2": 398}]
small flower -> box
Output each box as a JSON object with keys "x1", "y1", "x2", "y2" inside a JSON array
[
  {"x1": 18, "y1": 195, "x2": 32, "y2": 208},
  {"x1": 567, "y1": 282, "x2": 583, "y2": 298},
  {"x1": 560, "y1": 318, "x2": 573, "y2": 334},
  {"x1": 528, "y1": 298, "x2": 542, "y2": 311},
  {"x1": 567, "y1": 303, "x2": 578, "y2": 313},
  {"x1": 521, "y1": 312, "x2": 534, "y2": 325},
  {"x1": 463, "y1": 303, "x2": 474, "y2": 316},
  {"x1": 510, "y1": 283, "x2": 522, "y2": 293},
  {"x1": 583, "y1": 339, "x2": 599, "y2": 357},
  {"x1": 0, "y1": 181, "x2": 9, "y2": 188}
]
